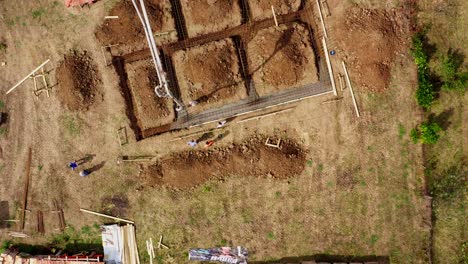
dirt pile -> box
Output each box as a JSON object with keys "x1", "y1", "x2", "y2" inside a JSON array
[
  {"x1": 56, "y1": 51, "x2": 101, "y2": 111},
  {"x1": 250, "y1": 0, "x2": 301, "y2": 20},
  {"x1": 248, "y1": 23, "x2": 319, "y2": 96},
  {"x1": 180, "y1": 0, "x2": 242, "y2": 37},
  {"x1": 334, "y1": 7, "x2": 412, "y2": 92},
  {"x1": 139, "y1": 136, "x2": 306, "y2": 189},
  {"x1": 173, "y1": 38, "x2": 247, "y2": 113},
  {"x1": 95, "y1": 0, "x2": 177, "y2": 55}
]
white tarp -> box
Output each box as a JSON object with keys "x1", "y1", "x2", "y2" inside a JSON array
[{"x1": 101, "y1": 224, "x2": 122, "y2": 264}]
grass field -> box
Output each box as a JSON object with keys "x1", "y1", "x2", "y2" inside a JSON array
[
  {"x1": 417, "y1": 0, "x2": 467, "y2": 263},
  {"x1": 0, "y1": 0, "x2": 462, "y2": 263}
]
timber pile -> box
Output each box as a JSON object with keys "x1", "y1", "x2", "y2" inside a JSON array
[{"x1": 120, "y1": 224, "x2": 140, "y2": 264}]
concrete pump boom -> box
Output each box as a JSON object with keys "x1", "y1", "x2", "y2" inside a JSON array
[{"x1": 131, "y1": 0, "x2": 184, "y2": 111}]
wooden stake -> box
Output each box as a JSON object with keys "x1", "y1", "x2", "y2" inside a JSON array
[
  {"x1": 79, "y1": 208, "x2": 135, "y2": 224},
  {"x1": 105, "y1": 16, "x2": 119, "y2": 19},
  {"x1": 322, "y1": 37, "x2": 337, "y2": 96},
  {"x1": 19, "y1": 148, "x2": 32, "y2": 231},
  {"x1": 342, "y1": 61, "x2": 361, "y2": 117},
  {"x1": 271, "y1": 6, "x2": 279, "y2": 27},
  {"x1": 6, "y1": 60, "x2": 50, "y2": 94}
]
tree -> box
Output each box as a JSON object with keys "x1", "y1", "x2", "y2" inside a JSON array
[
  {"x1": 411, "y1": 33, "x2": 435, "y2": 109},
  {"x1": 410, "y1": 121, "x2": 442, "y2": 144}
]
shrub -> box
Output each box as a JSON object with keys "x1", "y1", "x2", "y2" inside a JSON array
[
  {"x1": 411, "y1": 33, "x2": 435, "y2": 109},
  {"x1": 410, "y1": 121, "x2": 442, "y2": 144}
]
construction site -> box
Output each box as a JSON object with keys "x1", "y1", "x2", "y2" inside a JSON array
[{"x1": 0, "y1": 0, "x2": 455, "y2": 263}]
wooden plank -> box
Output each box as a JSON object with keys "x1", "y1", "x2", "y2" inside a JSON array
[
  {"x1": 342, "y1": 61, "x2": 361, "y2": 117},
  {"x1": 19, "y1": 147, "x2": 32, "y2": 231},
  {"x1": 6, "y1": 60, "x2": 50, "y2": 94},
  {"x1": 79, "y1": 208, "x2": 135, "y2": 224}
]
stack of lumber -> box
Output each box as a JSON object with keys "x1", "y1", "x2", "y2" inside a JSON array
[{"x1": 120, "y1": 224, "x2": 140, "y2": 264}]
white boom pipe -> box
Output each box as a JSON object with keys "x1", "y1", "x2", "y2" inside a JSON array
[{"x1": 132, "y1": 0, "x2": 184, "y2": 110}]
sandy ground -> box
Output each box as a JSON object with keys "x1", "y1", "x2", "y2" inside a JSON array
[
  {"x1": 173, "y1": 38, "x2": 247, "y2": 113},
  {"x1": 95, "y1": 0, "x2": 177, "y2": 56},
  {"x1": 249, "y1": 0, "x2": 301, "y2": 21},
  {"x1": 180, "y1": 0, "x2": 242, "y2": 37},
  {"x1": 125, "y1": 59, "x2": 175, "y2": 129},
  {"x1": 247, "y1": 22, "x2": 319, "y2": 96},
  {"x1": 0, "y1": 0, "x2": 430, "y2": 263}
]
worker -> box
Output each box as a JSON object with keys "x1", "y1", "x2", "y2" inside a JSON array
[
  {"x1": 205, "y1": 140, "x2": 214, "y2": 148},
  {"x1": 187, "y1": 139, "x2": 198, "y2": 147},
  {"x1": 216, "y1": 120, "x2": 227, "y2": 128},
  {"x1": 68, "y1": 161, "x2": 78, "y2": 171},
  {"x1": 79, "y1": 170, "x2": 90, "y2": 177}
]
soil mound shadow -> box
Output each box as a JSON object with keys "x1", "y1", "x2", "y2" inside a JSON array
[
  {"x1": 56, "y1": 50, "x2": 101, "y2": 111},
  {"x1": 140, "y1": 136, "x2": 306, "y2": 189}
]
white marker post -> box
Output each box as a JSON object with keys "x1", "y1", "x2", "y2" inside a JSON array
[
  {"x1": 342, "y1": 61, "x2": 360, "y2": 117},
  {"x1": 6, "y1": 59, "x2": 50, "y2": 95},
  {"x1": 271, "y1": 6, "x2": 279, "y2": 27},
  {"x1": 322, "y1": 38, "x2": 337, "y2": 96}
]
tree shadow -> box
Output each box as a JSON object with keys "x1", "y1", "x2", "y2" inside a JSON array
[
  {"x1": 0, "y1": 201, "x2": 9, "y2": 228},
  {"x1": 197, "y1": 132, "x2": 215, "y2": 143},
  {"x1": 251, "y1": 254, "x2": 389, "y2": 263},
  {"x1": 447, "y1": 48, "x2": 466, "y2": 71},
  {"x1": 429, "y1": 108, "x2": 454, "y2": 130}
]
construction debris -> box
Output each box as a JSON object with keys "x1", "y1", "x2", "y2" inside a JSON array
[
  {"x1": 265, "y1": 138, "x2": 282, "y2": 149},
  {"x1": 102, "y1": 224, "x2": 140, "y2": 264}
]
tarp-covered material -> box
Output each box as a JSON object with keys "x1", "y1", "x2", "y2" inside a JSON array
[
  {"x1": 189, "y1": 246, "x2": 248, "y2": 264},
  {"x1": 101, "y1": 224, "x2": 123, "y2": 264}
]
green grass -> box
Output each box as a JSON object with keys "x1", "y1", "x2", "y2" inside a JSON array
[
  {"x1": 0, "y1": 43, "x2": 6, "y2": 53},
  {"x1": 417, "y1": 1, "x2": 467, "y2": 262},
  {"x1": 60, "y1": 114, "x2": 83, "y2": 137},
  {"x1": 0, "y1": 127, "x2": 7, "y2": 137},
  {"x1": 32, "y1": 8, "x2": 46, "y2": 19}
]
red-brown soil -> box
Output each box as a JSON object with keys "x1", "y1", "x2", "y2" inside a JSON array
[
  {"x1": 125, "y1": 59, "x2": 175, "y2": 129},
  {"x1": 249, "y1": 0, "x2": 301, "y2": 21},
  {"x1": 333, "y1": 7, "x2": 411, "y2": 92},
  {"x1": 95, "y1": 0, "x2": 177, "y2": 55},
  {"x1": 56, "y1": 51, "x2": 102, "y2": 111},
  {"x1": 247, "y1": 23, "x2": 319, "y2": 96},
  {"x1": 139, "y1": 136, "x2": 306, "y2": 189},
  {"x1": 180, "y1": 0, "x2": 242, "y2": 37},
  {"x1": 173, "y1": 38, "x2": 247, "y2": 113}
]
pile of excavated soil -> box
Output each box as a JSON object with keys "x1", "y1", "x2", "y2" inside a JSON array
[
  {"x1": 247, "y1": 23, "x2": 319, "y2": 96},
  {"x1": 139, "y1": 136, "x2": 306, "y2": 189},
  {"x1": 249, "y1": 0, "x2": 301, "y2": 21},
  {"x1": 173, "y1": 38, "x2": 247, "y2": 113},
  {"x1": 180, "y1": 0, "x2": 242, "y2": 37},
  {"x1": 95, "y1": 0, "x2": 177, "y2": 55},
  {"x1": 334, "y1": 7, "x2": 411, "y2": 92},
  {"x1": 125, "y1": 59, "x2": 174, "y2": 129},
  {"x1": 56, "y1": 51, "x2": 101, "y2": 111}
]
